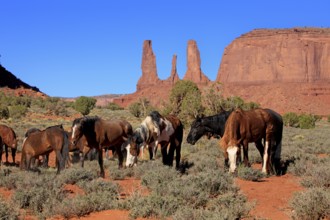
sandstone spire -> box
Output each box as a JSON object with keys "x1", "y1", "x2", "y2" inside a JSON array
[
  {"x1": 183, "y1": 40, "x2": 210, "y2": 84},
  {"x1": 137, "y1": 40, "x2": 160, "y2": 90},
  {"x1": 165, "y1": 54, "x2": 180, "y2": 84}
]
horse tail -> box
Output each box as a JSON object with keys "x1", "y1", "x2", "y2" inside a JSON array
[{"x1": 61, "y1": 131, "x2": 70, "y2": 169}]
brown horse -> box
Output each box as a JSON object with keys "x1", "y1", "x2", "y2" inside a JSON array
[
  {"x1": 0, "y1": 124, "x2": 18, "y2": 165},
  {"x1": 220, "y1": 108, "x2": 283, "y2": 174},
  {"x1": 20, "y1": 125, "x2": 69, "y2": 174},
  {"x1": 71, "y1": 116, "x2": 133, "y2": 178},
  {"x1": 125, "y1": 111, "x2": 183, "y2": 168}
]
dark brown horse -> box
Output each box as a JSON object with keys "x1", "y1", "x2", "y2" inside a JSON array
[
  {"x1": 71, "y1": 116, "x2": 133, "y2": 178},
  {"x1": 0, "y1": 124, "x2": 18, "y2": 165},
  {"x1": 125, "y1": 111, "x2": 183, "y2": 168},
  {"x1": 220, "y1": 108, "x2": 282, "y2": 174},
  {"x1": 20, "y1": 125, "x2": 69, "y2": 174}
]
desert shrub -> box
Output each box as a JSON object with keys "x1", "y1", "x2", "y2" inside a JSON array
[
  {"x1": 74, "y1": 96, "x2": 96, "y2": 116},
  {"x1": 168, "y1": 80, "x2": 203, "y2": 123},
  {"x1": 283, "y1": 112, "x2": 299, "y2": 127},
  {"x1": 54, "y1": 166, "x2": 98, "y2": 186},
  {"x1": 328, "y1": 115, "x2": 330, "y2": 122},
  {"x1": 290, "y1": 187, "x2": 330, "y2": 220},
  {"x1": 298, "y1": 114, "x2": 317, "y2": 129},
  {"x1": 0, "y1": 197, "x2": 19, "y2": 220},
  {"x1": 0, "y1": 105, "x2": 9, "y2": 119},
  {"x1": 8, "y1": 105, "x2": 28, "y2": 119},
  {"x1": 106, "y1": 102, "x2": 123, "y2": 110},
  {"x1": 300, "y1": 159, "x2": 330, "y2": 188},
  {"x1": 128, "y1": 102, "x2": 142, "y2": 117},
  {"x1": 237, "y1": 165, "x2": 266, "y2": 181}
]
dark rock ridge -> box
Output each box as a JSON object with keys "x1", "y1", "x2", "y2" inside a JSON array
[{"x1": 0, "y1": 65, "x2": 40, "y2": 92}]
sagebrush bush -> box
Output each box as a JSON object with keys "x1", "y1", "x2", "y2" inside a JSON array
[
  {"x1": 283, "y1": 112, "x2": 299, "y2": 127},
  {"x1": 0, "y1": 197, "x2": 19, "y2": 220},
  {"x1": 290, "y1": 187, "x2": 330, "y2": 220},
  {"x1": 237, "y1": 165, "x2": 266, "y2": 181},
  {"x1": 0, "y1": 105, "x2": 9, "y2": 119},
  {"x1": 9, "y1": 105, "x2": 28, "y2": 119},
  {"x1": 298, "y1": 114, "x2": 317, "y2": 129}
]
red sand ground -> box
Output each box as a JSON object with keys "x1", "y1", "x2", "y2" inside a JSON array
[{"x1": 0, "y1": 153, "x2": 304, "y2": 220}]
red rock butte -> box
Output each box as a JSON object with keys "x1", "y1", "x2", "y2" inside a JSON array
[{"x1": 114, "y1": 27, "x2": 330, "y2": 116}]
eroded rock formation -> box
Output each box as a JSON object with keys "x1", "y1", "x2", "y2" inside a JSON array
[
  {"x1": 137, "y1": 40, "x2": 160, "y2": 91},
  {"x1": 183, "y1": 40, "x2": 210, "y2": 84}
]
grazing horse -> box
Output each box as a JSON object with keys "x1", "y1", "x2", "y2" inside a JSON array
[
  {"x1": 220, "y1": 108, "x2": 282, "y2": 174},
  {"x1": 187, "y1": 110, "x2": 232, "y2": 145},
  {"x1": 0, "y1": 124, "x2": 18, "y2": 165},
  {"x1": 125, "y1": 111, "x2": 183, "y2": 168},
  {"x1": 20, "y1": 125, "x2": 69, "y2": 174},
  {"x1": 71, "y1": 116, "x2": 133, "y2": 178}
]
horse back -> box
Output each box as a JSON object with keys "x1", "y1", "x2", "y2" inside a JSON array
[{"x1": 0, "y1": 124, "x2": 17, "y2": 148}]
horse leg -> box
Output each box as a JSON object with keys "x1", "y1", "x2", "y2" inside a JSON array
[
  {"x1": 242, "y1": 142, "x2": 250, "y2": 167},
  {"x1": 148, "y1": 143, "x2": 155, "y2": 160},
  {"x1": 175, "y1": 140, "x2": 182, "y2": 169},
  {"x1": 255, "y1": 139, "x2": 264, "y2": 164},
  {"x1": 97, "y1": 148, "x2": 105, "y2": 178},
  {"x1": 116, "y1": 146, "x2": 124, "y2": 169},
  {"x1": 262, "y1": 140, "x2": 270, "y2": 174},
  {"x1": 160, "y1": 142, "x2": 169, "y2": 165},
  {"x1": 55, "y1": 150, "x2": 65, "y2": 174},
  {"x1": 0, "y1": 144, "x2": 3, "y2": 165},
  {"x1": 5, "y1": 145, "x2": 9, "y2": 164},
  {"x1": 167, "y1": 141, "x2": 175, "y2": 167},
  {"x1": 11, "y1": 148, "x2": 16, "y2": 165}
]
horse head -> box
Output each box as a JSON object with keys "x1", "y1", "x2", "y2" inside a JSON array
[
  {"x1": 124, "y1": 129, "x2": 145, "y2": 167},
  {"x1": 187, "y1": 116, "x2": 208, "y2": 145},
  {"x1": 71, "y1": 118, "x2": 84, "y2": 145}
]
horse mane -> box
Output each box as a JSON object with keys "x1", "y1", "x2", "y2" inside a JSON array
[
  {"x1": 45, "y1": 124, "x2": 64, "y2": 130},
  {"x1": 149, "y1": 111, "x2": 163, "y2": 124}
]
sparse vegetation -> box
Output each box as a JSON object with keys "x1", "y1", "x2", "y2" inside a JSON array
[
  {"x1": 0, "y1": 91, "x2": 329, "y2": 219},
  {"x1": 74, "y1": 96, "x2": 97, "y2": 116}
]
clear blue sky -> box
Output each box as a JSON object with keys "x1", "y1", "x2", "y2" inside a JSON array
[{"x1": 1, "y1": 1, "x2": 329, "y2": 97}]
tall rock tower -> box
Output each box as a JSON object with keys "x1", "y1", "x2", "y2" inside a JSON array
[
  {"x1": 137, "y1": 40, "x2": 160, "y2": 91},
  {"x1": 165, "y1": 54, "x2": 180, "y2": 84},
  {"x1": 183, "y1": 40, "x2": 210, "y2": 84}
]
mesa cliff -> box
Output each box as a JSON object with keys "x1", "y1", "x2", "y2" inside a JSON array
[{"x1": 115, "y1": 27, "x2": 330, "y2": 116}]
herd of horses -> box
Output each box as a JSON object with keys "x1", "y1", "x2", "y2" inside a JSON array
[{"x1": 0, "y1": 107, "x2": 284, "y2": 177}]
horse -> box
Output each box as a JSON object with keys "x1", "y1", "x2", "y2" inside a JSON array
[
  {"x1": 219, "y1": 108, "x2": 283, "y2": 174},
  {"x1": 20, "y1": 125, "x2": 69, "y2": 174},
  {"x1": 0, "y1": 124, "x2": 18, "y2": 165},
  {"x1": 125, "y1": 111, "x2": 183, "y2": 169},
  {"x1": 186, "y1": 110, "x2": 232, "y2": 145},
  {"x1": 71, "y1": 116, "x2": 133, "y2": 178}
]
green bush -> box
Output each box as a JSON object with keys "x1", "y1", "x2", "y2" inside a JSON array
[
  {"x1": 9, "y1": 105, "x2": 28, "y2": 119},
  {"x1": 283, "y1": 112, "x2": 299, "y2": 127},
  {"x1": 74, "y1": 96, "x2": 96, "y2": 116},
  {"x1": 106, "y1": 102, "x2": 123, "y2": 110},
  {"x1": 128, "y1": 102, "x2": 142, "y2": 118},
  {"x1": 0, "y1": 105, "x2": 9, "y2": 119},
  {"x1": 298, "y1": 114, "x2": 317, "y2": 129}
]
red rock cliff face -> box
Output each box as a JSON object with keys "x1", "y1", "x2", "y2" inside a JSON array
[{"x1": 217, "y1": 28, "x2": 330, "y2": 84}]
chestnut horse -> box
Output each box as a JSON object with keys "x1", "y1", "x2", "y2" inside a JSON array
[
  {"x1": 71, "y1": 116, "x2": 133, "y2": 178},
  {"x1": 0, "y1": 124, "x2": 18, "y2": 165},
  {"x1": 125, "y1": 111, "x2": 183, "y2": 168},
  {"x1": 20, "y1": 125, "x2": 69, "y2": 174},
  {"x1": 220, "y1": 108, "x2": 283, "y2": 174}
]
